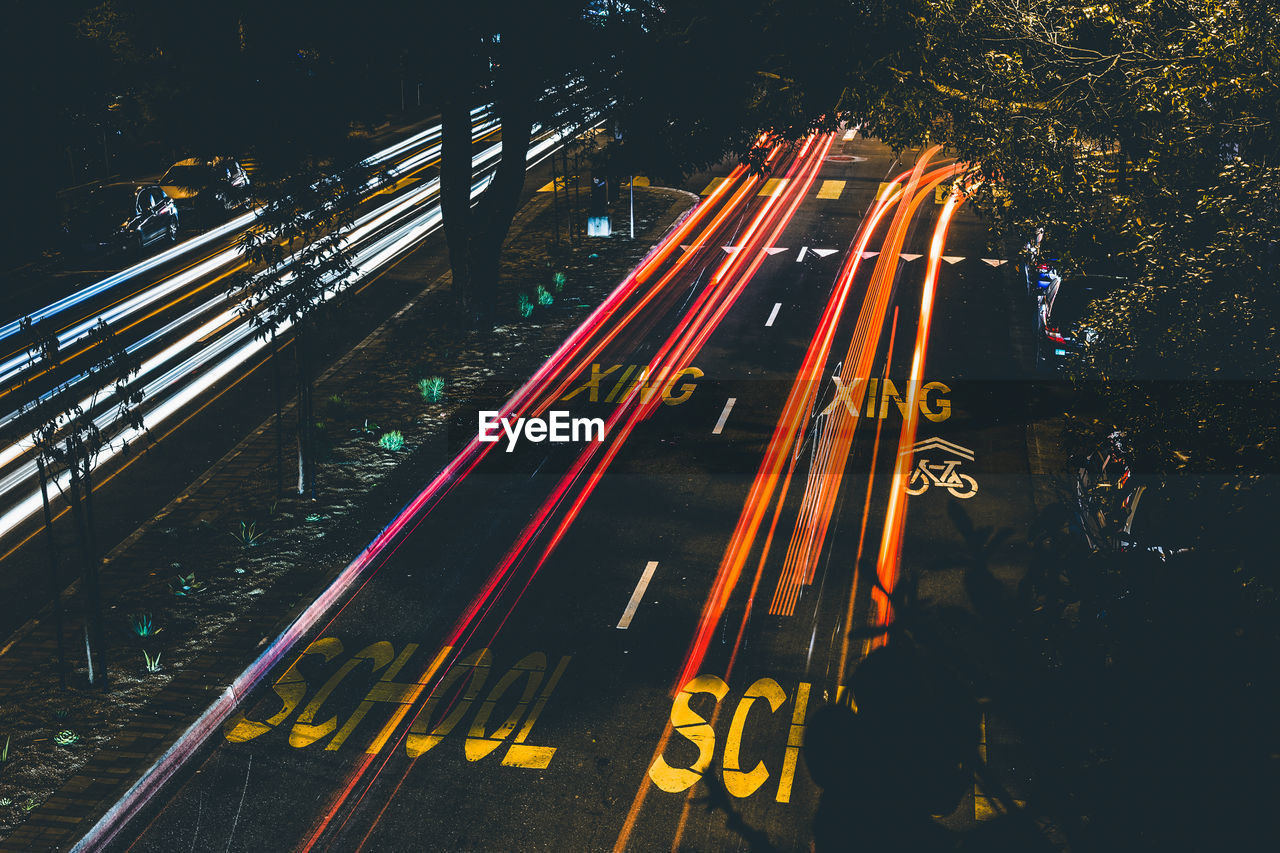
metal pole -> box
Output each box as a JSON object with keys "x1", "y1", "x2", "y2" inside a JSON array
[{"x1": 629, "y1": 176, "x2": 635, "y2": 239}]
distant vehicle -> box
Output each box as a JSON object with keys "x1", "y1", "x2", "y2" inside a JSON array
[
  {"x1": 59, "y1": 183, "x2": 179, "y2": 257},
  {"x1": 158, "y1": 157, "x2": 251, "y2": 218},
  {"x1": 1036, "y1": 274, "x2": 1125, "y2": 368}
]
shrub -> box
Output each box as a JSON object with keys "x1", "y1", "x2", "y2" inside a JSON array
[
  {"x1": 142, "y1": 650, "x2": 162, "y2": 673},
  {"x1": 517, "y1": 292, "x2": 534, "y2": 318},
  {"x1": 53, "y1": 730, "x2": 79, "y2": 746},
  {"x1": 379, "y1": 430, "x2": 405, "y2": 451},
  {"x1": 128, "y1": 612, "x2": 161, "y2": 638},
  {"x1": 230, "y1": 520, "x2": 264, "y2": 547},
  {"x1": 170, "y1": 573, "x2": 204, "y2": 597},
  {"x1": 323, "y1": 394, "x2": 349, "y2": 419},
  {"x1": 417, "y1": 376, "x2": 445, "y2": 403},
  {"x1": 536, "y1": 284, "x2": 554, "y2": 306},
  {"x1": 553, "y1": 271, "x2": 567, "y2": 292}
]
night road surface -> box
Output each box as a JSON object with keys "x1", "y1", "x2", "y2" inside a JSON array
[{"x1": 102, "y1": 133, "x2": 1038, "y2": 852}]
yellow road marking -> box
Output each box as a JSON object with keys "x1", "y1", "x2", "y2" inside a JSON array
[
  {"x1": 699, "y1": 177, "x2": 727, "y2": 196},
  {"x1": 757, "y1": 178, "x2": 787, "y2": 197},
  {"x1": 876, "y1": 181, "x2": 901, "y2": 201},
  {"x1": 817, "y1": 180, "x2": 845, "y2": 199},
  {"x1": 625, "y1": 176, "x2": 650, "y2": 188}
]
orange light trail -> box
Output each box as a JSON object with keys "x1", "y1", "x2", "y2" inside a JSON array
[
  {"x1": 294, "y1": 145, "x2": 809, "y2": 853},
  {"x1": 870, "y1": 183, "x2": 966, "y2": 641}
]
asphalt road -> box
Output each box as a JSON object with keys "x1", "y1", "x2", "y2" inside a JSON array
[{"x1": 108, "y1": 133, "x2": 1039, "y2": 852}]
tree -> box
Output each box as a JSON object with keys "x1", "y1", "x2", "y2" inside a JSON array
[
  {"x1": 405, "y1": 3, "x2": 629, "y2": 326},
  {"x1": 12, "y1": 317, "x2": 146, "y2": 689},
  {"x1": 227, "y1": 161, "x2": 373, "y2": 498}
]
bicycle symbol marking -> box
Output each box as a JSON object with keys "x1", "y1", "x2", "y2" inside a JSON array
[{"x1": 904, "y1": 438, "x2": 979, "y2": 499}]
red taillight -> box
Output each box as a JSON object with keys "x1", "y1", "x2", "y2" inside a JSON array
[
  {"x1": 1036, "y1": 263, "x2": 1051, "y2": 272},
  {"x1": 1045, "y1": 326, "x2": 1066, "y2": 343}
]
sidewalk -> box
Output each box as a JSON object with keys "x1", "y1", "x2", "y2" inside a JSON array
[{"x1": 0, "y1": 184, "x2": 697, "y2": 851}]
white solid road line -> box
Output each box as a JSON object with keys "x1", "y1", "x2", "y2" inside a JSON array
[
  {"x1": 712, "y1": 397, "x2": 737, "y2": 435},
  {"x1": 766, "y1": 302, "x2": 782, "y2": 327},
  {"x1": 617, "y1": 561, "x2": 660, "y2": 629}
]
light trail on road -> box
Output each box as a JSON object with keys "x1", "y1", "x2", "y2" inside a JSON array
[
  {"x1": 0, "y1": 121, "x2": 575, "y2": 544},
  {"x1": 294, "y1": 138, "x2": 834, "y2": 853}
]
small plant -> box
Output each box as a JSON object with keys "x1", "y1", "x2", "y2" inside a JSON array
[
  {"x1": 417, "y1": 376, "x2": 445, "y2": 403},
  {"x1": 22, "y1": 800, "x2": 37, "y2": 812},
  {"x1": 352, "y1": 418, "x2": 380, "y2": 435},
  {"x1": 552, "y1": 270, "x2": 567, "y2": 292},
  {"x1": 535, "y1": 284, "x2": 554, "y2": 306},
  {"x1": 170, "y1": 573, "x2": 204, "y2": 597},
  {"x1": 305, "y1": 512, "x2": 323, "y2": 523},
  {"x1": 142, "y1": 650, "x2": 162, "y2": 673},
  {"x1": 53, "y1": 730, "x2": 79, "y2": 746},
  {"x1": 267, "y1": 498, "x2": 279, "y2": 518},
  {"x1": 128, "y1": 612, "x2": 161, "y2": 638},
  {"x1": 0, "y1": 797, "x2": 11, "y2": 807},
  {"x1": 52, "y1": 709, "x2": 69, "y2": 722},
  {"x1": 323, "y1": 394, "x2": 349, "y2": 419},
  {"x1": 230, "y1": 520, "x2": 264, "y2": 547},
  {"x1": 378, "y1": 430, "x2": 405, "y2": 451},
  {"x1": 1, "y1": 734, "x2": 10, "y2": 766},
  {"x1": 517, "y1": 292, "x2": 534, "y2": 318}
]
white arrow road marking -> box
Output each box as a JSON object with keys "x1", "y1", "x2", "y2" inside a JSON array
[
  {"x1": 766, "y1": 303, "x2": 782, "y2": 327},
  {"x1": 900, "y1": 253, "x2": 923, "y2": 261},
  {"x1": 617, "y1": 561, "x2": 660, "y2": 629},
  {"x1": 722, "y1": 246, "x2": 741, "y2": 254},
  {"x1": 811, "y1": 248, "x2": 838, "y2": 258},
  {"x1": 764, "y1": 247, "x2": 789, "y2": 255},
  {"x1": 713, "y1": 397, "x2": 737, "y2": 434},
  {"x1": 942, "y1": 256, "x2": 964, "y2": 264},
  {"x1": 860, "y1": 251, "x2": 879, "y2": 259},
  {"x1": 981, "y1": 258, "x2": 1008, "y2": 266}
]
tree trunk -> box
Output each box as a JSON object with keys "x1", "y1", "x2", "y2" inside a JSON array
[
  {"x1": 441, "y1": 65, "x2": 536, "y2": 328},
  {"x1": 272, "y1": 328, "x2": 283, "y2": 497},
  {"x1": 37, "y1": 459, "x2": 67, "y2": 688},
  {"x1": 294, "y1": 324, "x2": 317, "y2": 499},
  {"x1": 65, "y1": 443, "x2": 107, "y2": 688},
  {"x1": 441, "y1": 97, "x2": 475, "y2": 322}
]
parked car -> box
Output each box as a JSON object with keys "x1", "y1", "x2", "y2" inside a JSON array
[
  {"x1": 158, "y1": 157, "x2": 251, "y2": 219},
  {"x1": 59, "y1": 183, "x2": 179, "y2": 257},
  {"x1": 1036, "y1": 274, "x2": 1125, "y2": 368}
]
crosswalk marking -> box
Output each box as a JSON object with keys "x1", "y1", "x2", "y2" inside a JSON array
[
  {"x1": 817, "y1": 180, "x2": 845, "y2": 199},
  {"x1": 700, "y1": 177, "x2": 727, "y2": 196},
  {"x1": 981, "y1": 258, "x2": 1007, "y2": 267},
  {"x1": 758, "y1": 178, "x2": 787, "y2": 197},
  {"x1": 942, "y1": 256, "x2": 963, "y2": 264},
  {"x1": 900, "y1": 253, "x2": 922, "y2": 262},
  {"x1": 842, "y1": 128, "x2": 858, "y2": 141},
  {"x1": 876, "y1": 181, "x2": 901, "y2": 201}
]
